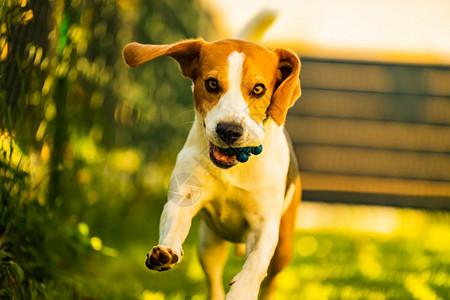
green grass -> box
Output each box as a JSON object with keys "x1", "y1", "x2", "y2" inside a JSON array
[{"x1": 74, "y1": 202, "x2": 450, "y2": 300}]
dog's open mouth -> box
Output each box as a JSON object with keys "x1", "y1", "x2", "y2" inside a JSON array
[{"x1": 209, "y1": 143, "x2": 238, "y2": 169}]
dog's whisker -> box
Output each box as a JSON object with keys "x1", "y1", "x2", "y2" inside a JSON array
[{"x1": 182, "y1": 121, "x2": 196, "y2": 126}]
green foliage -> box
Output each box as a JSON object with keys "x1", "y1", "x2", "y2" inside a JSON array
[{"x1": 1, "y1": 0, "x2": 214, "y2": 298}]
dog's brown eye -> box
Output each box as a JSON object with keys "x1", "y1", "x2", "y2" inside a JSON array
[
  {"x1": 252, "y1": 84, "x2": 266, "y2": 97},
  {"x1": 205, "y1": 78, "x2": 219, "y2": 93}
]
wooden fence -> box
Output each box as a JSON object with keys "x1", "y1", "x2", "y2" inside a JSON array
[{"x1": 286, "y1": 58, "x2": 450, "y2": 209}]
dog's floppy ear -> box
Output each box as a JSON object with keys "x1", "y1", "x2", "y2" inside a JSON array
[
  {"x1": 123, "y1": 39, "x2": 205, "y2": 79},
  {"x1": 267, "y1": 48, "x2": 301, "y2": 126}
]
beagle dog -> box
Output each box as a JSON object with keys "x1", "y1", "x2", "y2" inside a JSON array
[{"x1": 123, "y1": 39, "x2": 301, "y2": 300}]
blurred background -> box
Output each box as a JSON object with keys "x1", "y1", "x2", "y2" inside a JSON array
[{"x1": 0, "y1": 0, "x2": 449, "y2": 299}]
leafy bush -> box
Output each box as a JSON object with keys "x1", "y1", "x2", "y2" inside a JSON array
[{"x1": 1, "y1": 0, "x2": 213, "y2": 298}]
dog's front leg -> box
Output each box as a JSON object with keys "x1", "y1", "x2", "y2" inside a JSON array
[
  {"x1": 145, "y1": 200, "x2": 198, "y2": 271},
  {"x1": 226, "y1": 220, "x2": 280, "y2": 300}
]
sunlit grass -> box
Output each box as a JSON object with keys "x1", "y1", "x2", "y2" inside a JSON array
[
  {"x1": 76, "y1": 201, "x2": 450, "y2": 299},
  {"x1": 272, "y1": 203, "x2": 450, "y2": 300}
]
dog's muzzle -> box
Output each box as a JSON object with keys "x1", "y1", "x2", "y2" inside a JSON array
[{"x1": 207, "y1": 122, "x2": 263, "y2": 169}]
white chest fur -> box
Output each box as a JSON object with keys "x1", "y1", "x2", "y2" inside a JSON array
[{"x1": 175, "y1": 118, "x2": 290, "y2": 243}]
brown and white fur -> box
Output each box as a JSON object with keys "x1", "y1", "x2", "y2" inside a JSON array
[{"x1": 123, "y1": 38, "x2": 302, "y2": 300}]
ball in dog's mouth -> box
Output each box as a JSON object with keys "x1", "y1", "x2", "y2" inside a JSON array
[
  {"x1": 208, "y1": 143, "x2": 263, "y2": 169},
  {"x1": 209, "y1": 143, "x2": 238, "y2": 169}
]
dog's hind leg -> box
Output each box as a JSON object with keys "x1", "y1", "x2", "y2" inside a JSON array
[
  {"x1": 198, "y1": 218, "x2": 230, "y2": 300},
  {"x1": 259, "y1": 176, "x2": 301, "y2": 300}
]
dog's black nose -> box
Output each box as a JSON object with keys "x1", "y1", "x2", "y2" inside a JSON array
[{"x1": 216, "y1": 122, "x2": 244, "y2": 145}]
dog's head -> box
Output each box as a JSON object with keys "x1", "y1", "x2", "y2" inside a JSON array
[{"x1": 124, "y1": 39, "x2": 300, "y2": 168}]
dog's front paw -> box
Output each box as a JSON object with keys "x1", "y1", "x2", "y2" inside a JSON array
[{"x1": 145, "y1": 245, "x2": 183, "y2": 272}]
